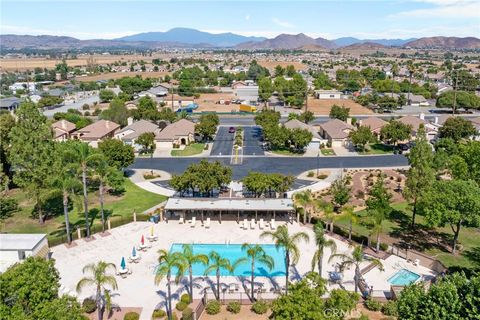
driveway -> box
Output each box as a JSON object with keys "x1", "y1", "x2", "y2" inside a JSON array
[
  {"x1": 210, "y1": 126, "x2": 234, "y2": 156},
  {"x1": 243, "y1": 126, "x2": 264, "y2": 156}
]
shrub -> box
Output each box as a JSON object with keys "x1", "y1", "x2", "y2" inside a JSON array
[
  {"x1": 82, "y1": 298, "x2": 96, "y2": 313},
  {"x1": 307, "y1": 171, "x2": 314, "y2": 177},
  {"x1": 317, "y1": 174, "x2": 328, "y2": 180},
  {"x1": 364, "y1": 297, "x2": 382, "y2": 311},
  {"x1": 182, "y1": 307, "x2": 193, "y2": 320},
  {"x1": 381, "y1": 301, "x2": 398, "y2": 317},
  {"x1": 124, "y1": 312, "x2": 140, "y2": 320},
  {"x1": 227, "y1": 301, "x2": 241, "y2": 314},
  {"x1": 205, "y1": 300, "x2": 221, "y2": 315},
  {"x1": 180, "y1": 294, "x2": 191, "y2": 304},
  {"x1": 251, "y1": 300, "x2": 269, "y2": 314},
  {"x1": 397, "y1": 177, "x2": 402, "y2": 182},
  {"x1": 176, "y1": 301, "x2": 187, "y2": 311},
  {"x1": 93, "y1": 108, "x2": 101, "y2": 116},
  {"x1": 380, "y1": 242, "x2": 389, "y2": 251},
  {"x1": 84, "y1": 111, "x2": 91, "y2": 116},
  {"x1": 152, "y1": 309, "x2": 166, "y2": 319},
  {"x1": 82, "y1": 103, "x2": 90, "y2": 110}
]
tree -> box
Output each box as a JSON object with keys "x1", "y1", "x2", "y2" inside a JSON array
[
  {"x1": 380, "y1": 120, "x2": 411, "y2": 145},
  {"x1": 311, "y1": 222, "x2": 337, "y2": 277},
  {"x1": 258, "y1": 77, "x2": 273, "y2": 108},
  {"x1": 55, "y1": 59, "x2": 69, "y2": 80},
  {"x1": 247, "y1": 60, "x2": 270, "y2": 80},
  {"x1": 448, "y1": 141, "x2": 480, "y2": 186},
  {"x1": 329, "y1": 105, "x2": 350, "y2": 121},
  {"x1": 294, "y1": 189, "x2": 314, "y2": 224},
  {"x1": 241, "y1": 244, "x2": 274, "y2": 301},
  {"x1": 254, "y1": 109, "x2": 281, "y2": 127},
  {"x1": 98, "y1": 138, "x2": 135, "y2": 170},
  {"x1": 260, "y1": 225, "x2": 309, "y2": 293},
  {"x1": 100, "y1": 98, "x2": 129, "y2": 126},
  {"x1": 154, "y1": 250, "x2": 185, "y2": 320},
  {"x1": 99, "y1": 89, "x2": 116, "y2": 103},
  {"x1": 419, "y1": 179, "x2": 480, "y2": 254},
  {"x1": 285, "y1": 74, "x2": 307, "y2": 108},
  {"x1": 274, "y1": 65, "x2": 285, "y2": 77},
  {"x1": 289, "y1": 128, "x2": 313, "y2": 151},
  {"x1": 436, "y1": 90, "x2": 480, "y2": 112},
  {"x1": 330, "y1": 177, "x2": 351, "y2": 210},
  {"x1": 8, "y1": 102, "x2": 55, "y2": 223},
  {"x1": 242, "y1": 172, "x2": 294, "y2": 198},
  {"x1": 132, "y1": 96, "x2": 159, "y2": 121},
  {"x1": 136, "y1": 132, "x2": 156, "y2": 154},
  {"x1": 0, "y1": 113, "x2": 15, "y2": 187},
  {"x1": 285, "y1": 65, "x2": 296, "y2": 77},
  {"x1": 117, "y1": 76, "x2": 152, "y2": 95},
  {"x1": 349, "y1": 125, "x2": 374, "y2": 151},
  {"x1": 195, "y1": 113, "x2": 219, "y2": 141},
  {"x1": 76, "y1": 261, "x2": 118, "y2": 320},
  {"x1": 404, "y1": 126, "x2": 435, "y2": 228},
  {"x1": 297, "y1": 111, "x2": 314, "y2": 124},
  {"x1": 366, "y1": 177, "x2": 392, "y2": 252},
  {"x1": 204, "y1": 251, "x2": 246, "y2": 300},
  {"x1": 329, "y1": 246, "x2": 383, "y2": 293},
  {"x1": 439, "y1": 117, "x2": 476, "y2": 141},
  {"x1": 178, "y1": 244, "x2": 208, "y2": 302},
  {"x1": 342, "y1": 205, "x2": 358, "y2": 241}
]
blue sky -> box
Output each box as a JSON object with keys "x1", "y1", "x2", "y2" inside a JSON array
[{"x1": 1, "y1": 0, "x2": 479, "y2": 40}]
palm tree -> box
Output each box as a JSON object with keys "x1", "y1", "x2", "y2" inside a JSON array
[
  {"x1": 260, "y1": 225, "x2": 309, "y2": 293},
  {"x1": 204, "y1": 251, "x2": 246, "y2": 300},
  {"x1": 241, "y1": 244, "x2": 274, "y2": 301},
  {"x1": 294, "y1": 190, "x2": 314, "y2": 224},
  {"x1": 154, "y1": 250, "x2": 185, "y2": 320},
  {"x1": 316, "y1": 200, "x2": 335, "y2": 234},
  {"x1": 91, "y1": 157, "x2": 119, "y2": 232},
  {"x1": 343, "y1": 205, "x2": 358, "y2": 241},
  {"x1": 329, "y1": 245, "x2": 383, "y2": 293},
  {"x1": 311, "y1": 222, "x2": 336, "y2": 277},
  {"x1": 76, "y1": 261, "x2": 118, "y2": 320},
  {"x1": 179, "y1": 244, "x2": 209, "y2": 302}
]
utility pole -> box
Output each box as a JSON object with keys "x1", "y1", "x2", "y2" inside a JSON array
[
  {"x1": 452, "y1": 70, "x2": 458, "y2": 115},
  {"x1": 305, "y1": 73, "x2": 309, "y2": 112}
]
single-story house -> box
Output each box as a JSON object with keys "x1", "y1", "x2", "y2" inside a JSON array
[
  {"x1": 359, "y1": 117, "x2": 388, "y2": 136},
  {"x1": 115, "y1": 119, "x2": 159, "y2": 146},
  {"x1": 0, "y1": 97, "x2": 21, "y2": 113},
  {"x1": 52, "y1": 119, "x2": 76, "y2": 141},
  {"x1": 155, "y1": 119, "x2": 196, "y2": 149},
  {"x1": 319, "y1": 119, "x2": 354, "y2": 147},
  {"x1": 284, "y1": 119, "x2": 321, "y2": 140},
  {"x1": 8, "y1": 82, "x2": 36, "y2": 93},
  {"x1": 0, "y1": 234, "x2": 49, "y2": 273},
  {"x1": 138, "y1": 84, "x2": 170, "y2": 98},
  {"x1": 398, "y1": 115, "x2": 437, "y2": 140},
  {"x1": 73, "y1": 120, "x2": 120, "y2": 147},
  {"x1": 315, "y1": 90, "x2": 342, "y2": 99},
  {"x1": 43, "y1": 88, "x2": 66, "y2": 98},
  {"x1": 232, "y1": 81, "x2": 259, "y2": 103},
  {"x1": 408, "y1": 94, "x2": 429, "y2": 107}
]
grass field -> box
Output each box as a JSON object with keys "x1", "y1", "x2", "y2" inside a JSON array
[
  {"x1": 321, "y1": 148, "x2": 336, "y2": 156},
  {"x1": 358, "y1": 143, "x2": 394, "y2": 155},
  {"x1": 270, "y1": 148, "x2": 303, "y2": 156},
  {"x1": 171, "y1": 143, "x2": 205, "y2": 156}
]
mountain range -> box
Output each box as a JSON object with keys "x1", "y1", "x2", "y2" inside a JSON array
[{"x1": 1, "y1": 28, "x2": 479, "y2": 50}]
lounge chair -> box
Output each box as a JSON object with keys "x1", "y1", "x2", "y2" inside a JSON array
[
  {"x1": 205, "y1": 217, "x2": 211, "y2": 229},
  {"x1": 270, "y1": 219, "x2": 276, "y2": 230},
  {"x1": 190, "y1": 217, "x2": 196, "y2": 228},
  {"x1": 413, "y1": 259, "x2": 420, "y2": 266},
  {"x1": 179, "y1": 217, "x2": 184, "y2": 224},
  {"x1": 250, "y1": 218, "x2": 256, "y2": 229},
  {"x1": 243, "y1": 219, "x2": 248, "y2": 230},
  {"x1": 259, "y1": 218, "x2": 265, "y2": 230}
]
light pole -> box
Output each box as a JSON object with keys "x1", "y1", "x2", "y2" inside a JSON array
[{"x1": 316, "y1": 152, "x2": 319, "y2": 176}]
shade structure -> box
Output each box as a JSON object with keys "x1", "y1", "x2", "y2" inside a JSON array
[
  {"x1": 141, "y1": 235, "x2": 145, "y2": 245},
  {"x1": 120, "y1": 257, "x2": 126, "y2": 270},
  {"x1": 132, "y1": 246, "x2": 137, "y2": 257}
]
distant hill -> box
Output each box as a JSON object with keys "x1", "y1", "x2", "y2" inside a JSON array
[
  {"x1": 117, "y1": 28, "x2": 266, "y2": 47},
  {"x1": 236, "y1": 33, "x2": 337, "y2": 50},
  {"x1": 340, "y1": 42, "x2": 387, "y2": 50},
  {"x1": 404, "y1": 37, "x2": 480, "y2": 49},
  {"x1": 333, "y1": 37, "x2": 416, "y2": 47}
]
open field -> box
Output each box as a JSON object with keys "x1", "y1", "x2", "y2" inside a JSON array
[
  {"x1": 75, "y1": 71, "x2": 171, "y2": 82},
  {"x1": 307, "y1": 97, "x2": 374, "y2": 115}
]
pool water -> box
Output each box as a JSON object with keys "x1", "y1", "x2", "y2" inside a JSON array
[
  {"x1": 169, "y1": 243, "x2": 286, "y2": 277},
  {"x1": 388, "y1": 269, "x2": 421, "y2": 285}
]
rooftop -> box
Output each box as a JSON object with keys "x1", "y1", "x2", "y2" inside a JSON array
[
  {"x1": 0, "y1": 234, "x2": 46, "y2": 251},
  {"x1": 320, "y1": 118, "x2": 354, "y2": 139},
  {"x1": 165, "y1": 197, "x2": 294, "y2": 211},
  {"x1": 155, "y1": 119, "x2": 195, "y2": 141},
  {"x1": 75, "y1": 120, "x2": 120, "y2": 140},
  {"x1": 284, "y1": 119, "x2": 321, "y2": 139}
]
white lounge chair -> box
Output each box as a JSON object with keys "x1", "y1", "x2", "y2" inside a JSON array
[
  {"x1": 243, "y1": 219, "x2": 248, "y2": 230},
  {"x1": 259, "y1": 218, "x2": 265, "y2": 230},
  {"x1": 270, "y1": 219, "x2": 276, "y2": 230},
  {"x1": 205, "y1": 217, "x2": 211, "y2": 229},
  {"x1": 179, "y1": 217, "x2": 184, "y2": 224},
  {"x1": 413, "y1": 259, "x2": 420, "y2": 266},
  {"x1": 250, "y1": 218, "x2": 256, "y2": 229},
  {"x1": 190, "y1": 217, "x2": 196, "y2": 228}
]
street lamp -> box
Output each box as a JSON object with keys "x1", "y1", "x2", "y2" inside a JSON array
[{"x1": 316, "y1": 152, "x2": 320, "y2": 176}]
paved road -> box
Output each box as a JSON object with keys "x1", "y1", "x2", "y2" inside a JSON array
[
  {"x1": 130, "y1": 155, "x2": 409, "y2": 180},
  {"x1": 210, "y1": 126, "x2": 234, "y2": 156},
  {"x1": 243, "y1": 126, "x2": 264, "y2": 156}
]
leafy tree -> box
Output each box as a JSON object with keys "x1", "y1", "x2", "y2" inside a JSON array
[
  {"x1": 76, "y1": 261, "x2": 118, "y2": 320},
  {"x1": 254, "y1": 110, "x2": 281, "y2": 127},
  {"x1": 195, "y1": 113, "x2": 219, "y2": 141},
  {"x1": 8, "y1": 102, "x2": 55, "y2": 223},
  {"x1": 258, "y1": 77, "x2": 273, "y2": 107},
  {"x1": 0, "y1": 113, "x2": 15, "y2": 185},
  {"x1": 100, "y1": 98, "x2": 129, "y2": 126},
  {"x1": 313, "y1": 71, "x2": 334, "y2": 90},
  {"x1": 285, "y1": 74, "x2": 307, "y2": 108},
  {"x1": 241, "y1": 244, "x2": 274, "y2": 301},
  {"x1": 178, "y1": 244, "x2": 209, "y2": 302},
  {"x1": 117, "y1": 76, "x2": 152, "y2": 95},
  {"x1": 448, "y1": 141, "x2": 480, "y2": 186},
  {"x1": 204, "y1": 251, "x2": 246, "y2": 300},
  {"x1": 329, "y1": 105, "x2": 350, "y2": 121},
  {"x1": 419, "y1": 179, "x2": 480, "y2": 254},
  {"x1": 32, "y1": 295, "x2": 85, "y2": 320},
  {"x1": 274, "y1": 65, "x2": 285, "y2": 77},
  {"x1": 55, "y1": 59, "x2": 69, "y2": 80},
  {"x1": 136, "y1": 132, "x2": 156, "y2": 154},
  {"x1": 99, "y1": 89, "x2": 116, "y2": 103},
  {"x1": 242, "y1": 172, "x2": 294, "y2": 198},
  {"x1": 325, "y1": 289, "x2": 360, "y2": 318},
  {"x1": 98, "y1": 138, "x2": 135, "y2": 170},
  {"x1": 380, "y1": 120, "x2": 411, "y2": 145},
  {"x1": 297, "y1": 110, "x2": 314, "y2": 124},
  {"x1": 439, "y1": 117, "x2": 476, "y2": 141},
  {"x1": 261, "y1": 225, "x2": 309, "y2": 293},
  {"x1": 366, "y1": 177, "x2": 392, "y2": 252},
  {"x1": 289, "y1": 128, "x2": 312, "y2": 150},
  {"x1": 285, "y1": 65, "x2": 296, "y2": 77},
  {"x1": 331, "y1": 177, "x2": 351, "y2": 209},
  {"x1": 132, "y1": 96, "x2": 159, "y2": 121},
  {"x1": 0, "y1": 196, "x2": 17, "y2": 222},
  {"x1": 158, "y1": 107, "x2": 177, "y2": 123},
  {"x1": 247, "y1": 60, "x2": 270, "y2": 80},
  {"x1": 38, "y1": 95, "x2": 64, "y2": 108},
  {"x1": 349, "y1": 125, "x2": 375, "y2": 151},
  {"x1": 311, "y1": 222, "x2": 337, "y2": 276},
  {"x1": 436, "y1": 90, "x2": 480, "y2": 112}
]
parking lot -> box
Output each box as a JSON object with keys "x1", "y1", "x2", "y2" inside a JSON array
[{"x1": 211, "y1": 126, "x2": 264, "y2": 156}]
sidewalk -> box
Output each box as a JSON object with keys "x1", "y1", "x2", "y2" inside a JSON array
[{"x1": 129, "y1": 169, "x2": 175, "y2": 197}]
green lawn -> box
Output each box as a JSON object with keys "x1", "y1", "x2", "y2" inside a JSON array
[
  {"x1": 171, "y1": 143, "x2": 205, "y2": 156},
  {"x1": 331, "y1": 202, "x2": 480, "y2": 270},
  {"x1": 358, "y1": 143, "x2": 394, "y2": 155},
  {"x1": 321, "y1": 148, "x2": 336, "y2": 156},
  {"x1": 271, "y1": 148, "x2": 304, "y2": 156},
  {"x1": 2, "y1": 180, "x2": 167, "y2": 239}
]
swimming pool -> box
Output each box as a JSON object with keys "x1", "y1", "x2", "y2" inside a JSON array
[
  {"x1": 388, "y1": 269, "x2": 421, "y2": 286},
  {"x1": 169, "y1": 243, "x2": 286, "y2": 277}
]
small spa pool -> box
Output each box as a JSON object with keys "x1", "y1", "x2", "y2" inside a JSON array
[{"x1": 388, "y1": 269, "x2": 421, "y2": 286}]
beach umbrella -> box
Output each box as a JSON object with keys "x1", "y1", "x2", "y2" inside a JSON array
[
  {"x1": 120, "y1": 257, "x2": 126, "y2": 270},
  {"x1": 132, "y1": 246, "x2": 137, "y2": 257},
  {"x1": 141, "y1": 235, "x2": 145, "y2": 245}
]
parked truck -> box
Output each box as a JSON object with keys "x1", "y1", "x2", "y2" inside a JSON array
[{"x1": 239, "y1": 104, "x2": 257, "y2": 113}]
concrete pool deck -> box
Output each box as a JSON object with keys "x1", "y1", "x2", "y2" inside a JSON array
[{"x1": 51, "y1": 220, "x2": 435, "y2": 319}]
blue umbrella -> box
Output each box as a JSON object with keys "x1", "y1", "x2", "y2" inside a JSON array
[
  {"x1": 132, "y1": 246, "x2": 137, "y2": 257},
  {"x1": 120, "y1": 257, "x2": 126, "y2": 270}
]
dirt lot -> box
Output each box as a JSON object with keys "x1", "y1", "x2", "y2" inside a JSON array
[
  {"x1": 257, "y1": 60, "x2": 307, "y2": 71},
  {"x1": 307, "y1": 97, "x2": 373, "y2": 115},
  {"x1": 195, "y1": 92, "x2": 239, "y2": 112},
  {"x1": 75, "y1": 71, "x2": 170, "y2": 82}
]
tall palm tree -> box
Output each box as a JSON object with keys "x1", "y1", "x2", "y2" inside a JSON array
[
  {"x1": 241, "y1": 244, "x2": 274, "y2": 301},
  {"x1": 204, "y1": 251, "x2": 246, "y2": 300},
  {"x1": 76, "y1": 261, "x2": 118, "y2": 320},
  {"x1": 316, "y1": 200, "x2": 335, "y2": 234},
  {"x1": 343, "y1": 205, "x2": 358, "y2": 241},
  {"x1": 154, "y1": 250, "x2": 185, "y2": 320},
  {"x1": 260, "y1": 225, "x2": 309, "y2": 293},
  {"x1": 294, "y1": 190, "x2": 314, "y2": 224},
  {"x1": 179, "y1": 244, "x2": 209, "y2": 302},
  {"x1": 329, "y1": 245, "x2": 383, "y2": 293},
  {"x1": 311, "y1": 222, "x2": 336, "y2": 277},
  {"x1": 91, "y1": 157, "x2": 119, "y2": 232}
]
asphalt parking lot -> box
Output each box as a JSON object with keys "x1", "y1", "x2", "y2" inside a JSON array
[
  {"x1": 210, "y1": 126, "x2": 234, "y2": 156},
  {"x1": 243, "y1": 126, "x2": 264, "y2": 156},
  {"x1": 211, "y1": 126, "x2": 264, "y2": 156}
]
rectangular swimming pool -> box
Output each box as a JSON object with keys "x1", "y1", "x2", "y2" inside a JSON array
[
  {"x1": 169, "y1": 243, "x2": 286, "y2": 277},
  {"x1": 388, "y1": 269, "x2": 421, "y2": 286}
]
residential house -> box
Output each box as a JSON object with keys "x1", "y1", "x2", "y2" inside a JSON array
[
  {"x1": 398, "y1": 115, "x2": 437, "y2": 140},
  {"x1": 51, "y1": 119, "x2": 76, "y2": 141},
  {"x1": 408, "y1": 94, "x2": 429, "y2": 107},
  {"x1": 284, "y1": 119, "x2": 321, "y2": 150},
  {"x1": 359, "y1": 117, "x2": 388, "y2": 136},
  {"x1": 0, "y1": 234, "x2": 49, "y2": 273},
  {"x1": 73, "y1": 120, "x2": 120, "y2": 147},
  {"x1": 0, "y1": 97, "x2": 21, "y2": 113},
  {"x1": 44, "y1": 88, "x2": 66, "y2": 98},
  {"x1": 138, "y1": 84, "x2": 170, "y2": 98},
  {"x1": 470, "y1": 117, "x2": 480, "y2": 141},
  {"x1": 115, "y1": 119, "x2": 159, "y2": 147},
  {"x1": 315, "y1": 90, "x2": 342, "y2": 99},
  {"x1": 8, "y1": 82, "x2": 36, "y2": 93},
  {"x1": 319, "y1": 119, "x2": 354, "y2": 147},
  {"x1": 155, "y1": 119, "x2": 196, "y2": 149},
  {"x1": 232, "y1": 81, "x2": 259, "y2": 103}
]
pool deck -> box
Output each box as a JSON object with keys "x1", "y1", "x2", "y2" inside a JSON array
[{"x1": 51, "y1": 220, "x2": 435, "y2": 319}]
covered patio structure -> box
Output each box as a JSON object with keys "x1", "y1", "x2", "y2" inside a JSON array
[{"x1": 164, "y1": 198, "x2": 296, "y2": 224}]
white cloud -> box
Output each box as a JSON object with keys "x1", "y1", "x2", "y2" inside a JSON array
[
  {"x1": 0, "y1": 24, "x2": 139, "y2": 39},
  {"x1": 245, "y1": 14, "x2": 250, "y2": 21},
  {"x1": 343, "y1": 24, "x2": 479, "y2": 39},
  {"x1": 272, "y1": 18, "x2": 295, "y2": 28},
  {"x1": 390, "y1": 0, "x2": 479, "y2": 18}
]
